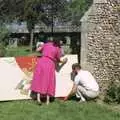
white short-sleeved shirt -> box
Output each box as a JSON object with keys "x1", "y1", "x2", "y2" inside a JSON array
[{"x1": 74, "y1": 70, "x2": 99, "y2": 91}]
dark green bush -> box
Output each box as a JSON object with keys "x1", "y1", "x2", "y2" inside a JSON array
[
  {"x1": 104, "y1": 81, "x2": 120, "y2": 104},
  {"x1": 0, "y1": 26, "x2": 10, "y2": 56},
  {"x1": 0, "y1": 43, "x2": 6, "y2": 57}
]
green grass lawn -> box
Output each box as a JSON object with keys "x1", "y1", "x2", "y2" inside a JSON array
[
  {"x1": 5, "y1": 46, "x2": 39, "y2": 57},
  {"x1": 2, "y1": 46, "x2": 120, "y2": 120},
  {"x1": 0, "y1": 100, "x2": 120, "y2": 120}
]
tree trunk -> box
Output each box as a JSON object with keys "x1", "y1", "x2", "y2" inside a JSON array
[{"x1": 30, "y1": 29, "x2": 34, "y2": 52}]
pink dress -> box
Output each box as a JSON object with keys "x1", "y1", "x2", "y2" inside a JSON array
[{"x1": 31, "y1": 42, "x2": 61, "y2": 96}]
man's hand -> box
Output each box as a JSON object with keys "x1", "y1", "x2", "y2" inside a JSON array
[{"x1": 63, "y1": 83, "x2": 77, "y2": 101}]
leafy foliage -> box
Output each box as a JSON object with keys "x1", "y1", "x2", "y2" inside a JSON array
[
  {"x1": 104, "y1": 82, "x2": 120, "y2": 104},
  {"x1": 0, "y1": 0, "x2": 25, "y2": 22},
  {"x1": 0, "y1": 0, "x2": 93, "y2": 51},
  {"x1": 0, "y1": 0, "x2": 93, "y2": 26},
  {"x1": 67, "y1": 0, "x2": 93, "y2": 25},
  {"x1": 0, "y1": 26, "x2": 10, "y2": 56}
]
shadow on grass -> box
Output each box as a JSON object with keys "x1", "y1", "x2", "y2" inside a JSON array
[{"x1": 30, "y1": 91, "x2": 55, "y2": 103}]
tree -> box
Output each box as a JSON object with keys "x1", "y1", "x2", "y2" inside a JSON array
[
  {"x1": 0, "y1": 0, "x2": 68, "y2": 51},
  {"x1": 66, "y1": 0, "x2": 93, "y2": 25},
  {"x1": 20, "y1": 0, "x2": 68, "y2": 51},
  {"x1": 0, "y1": 0, "x2": 43, "y2": 52},
  {"x1": 0, "y1": 0, "x2": 25, "y2": 23},
  {"x1": 24, "y1": 0, "x2": 68, "y2": 51},
  {"x1": 39, "y1": 0, "x2": 68, "y2": 33},
  {"x1": 23, "y1": 0, "x2": 42, "y2": 52},
  {"x1": 0, "y1": 0, "x2": 93, "y2": 51}
]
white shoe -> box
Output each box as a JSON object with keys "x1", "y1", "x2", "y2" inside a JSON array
[
  {"x1": 79, "y1": 100, "x2": 86, "y2": 103},
  {"x1": 78, "y1": 98, "x2": 86, "y2": 103}
]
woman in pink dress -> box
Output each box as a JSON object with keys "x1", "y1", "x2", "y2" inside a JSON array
[{"x1": 31, "y1": 39, "x2": 67, "y2": 105}]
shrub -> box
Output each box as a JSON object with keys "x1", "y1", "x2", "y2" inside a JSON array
[
  {"x1": 104, "y1": 81, "x2": 120, "y2": 104},
  {"x1": 0, "y1": 43, "x2": 6, "y2": 57},
  {"x1": 0, "y1": 26, "x2": 10, "y2": 56}
]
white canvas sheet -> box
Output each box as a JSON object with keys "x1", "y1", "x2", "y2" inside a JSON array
[{"x1": 0, "y1": 55, "x2": 78, "y2": 101}]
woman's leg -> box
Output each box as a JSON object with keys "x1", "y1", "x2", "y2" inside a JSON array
[
  {"x1": 37, "y1": 93, "x2": 41, "y2": 105},
  {"x1": 46, "y1": 95, "x2": 50, "y2": 105}
]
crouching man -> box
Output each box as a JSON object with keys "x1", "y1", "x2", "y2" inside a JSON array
[{"x1": 65, "y1": 63, "x2": 99, "y2": 102}]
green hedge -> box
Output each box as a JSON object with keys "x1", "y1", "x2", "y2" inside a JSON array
[{"x1": 104, "y1": 82, "x2": 120, "y2": 104}]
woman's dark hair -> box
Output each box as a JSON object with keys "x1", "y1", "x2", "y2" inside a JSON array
[{"x1": 53, "y1": 37, "x2": 61, "y2": 48}]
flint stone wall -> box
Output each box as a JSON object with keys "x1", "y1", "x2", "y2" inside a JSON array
[{"x1": 80, "y1": 0, "x2": 120, "y2": 95}]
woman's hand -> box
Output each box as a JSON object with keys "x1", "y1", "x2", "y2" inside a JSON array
[
  {"x1": 62, "y1": 58, "x2": 68, "y2": 64},
  {"x1": 36, "y1": 47, "x2": 40, "y2": 52},
  {"x1": 36, "y1": 46, "x2": 42, "y2": 52},
  {"x1": 36, "y1": 42, "x2": 44, "y2": 52}
]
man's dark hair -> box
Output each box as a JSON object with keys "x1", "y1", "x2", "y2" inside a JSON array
[{"x1": 72, "y1": 63, "x2": 81, "y2": 70}]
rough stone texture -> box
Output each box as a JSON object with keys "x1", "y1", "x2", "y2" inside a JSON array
[{"x1": 80, "y1": 0, "x2": 120, "y2": 95}]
